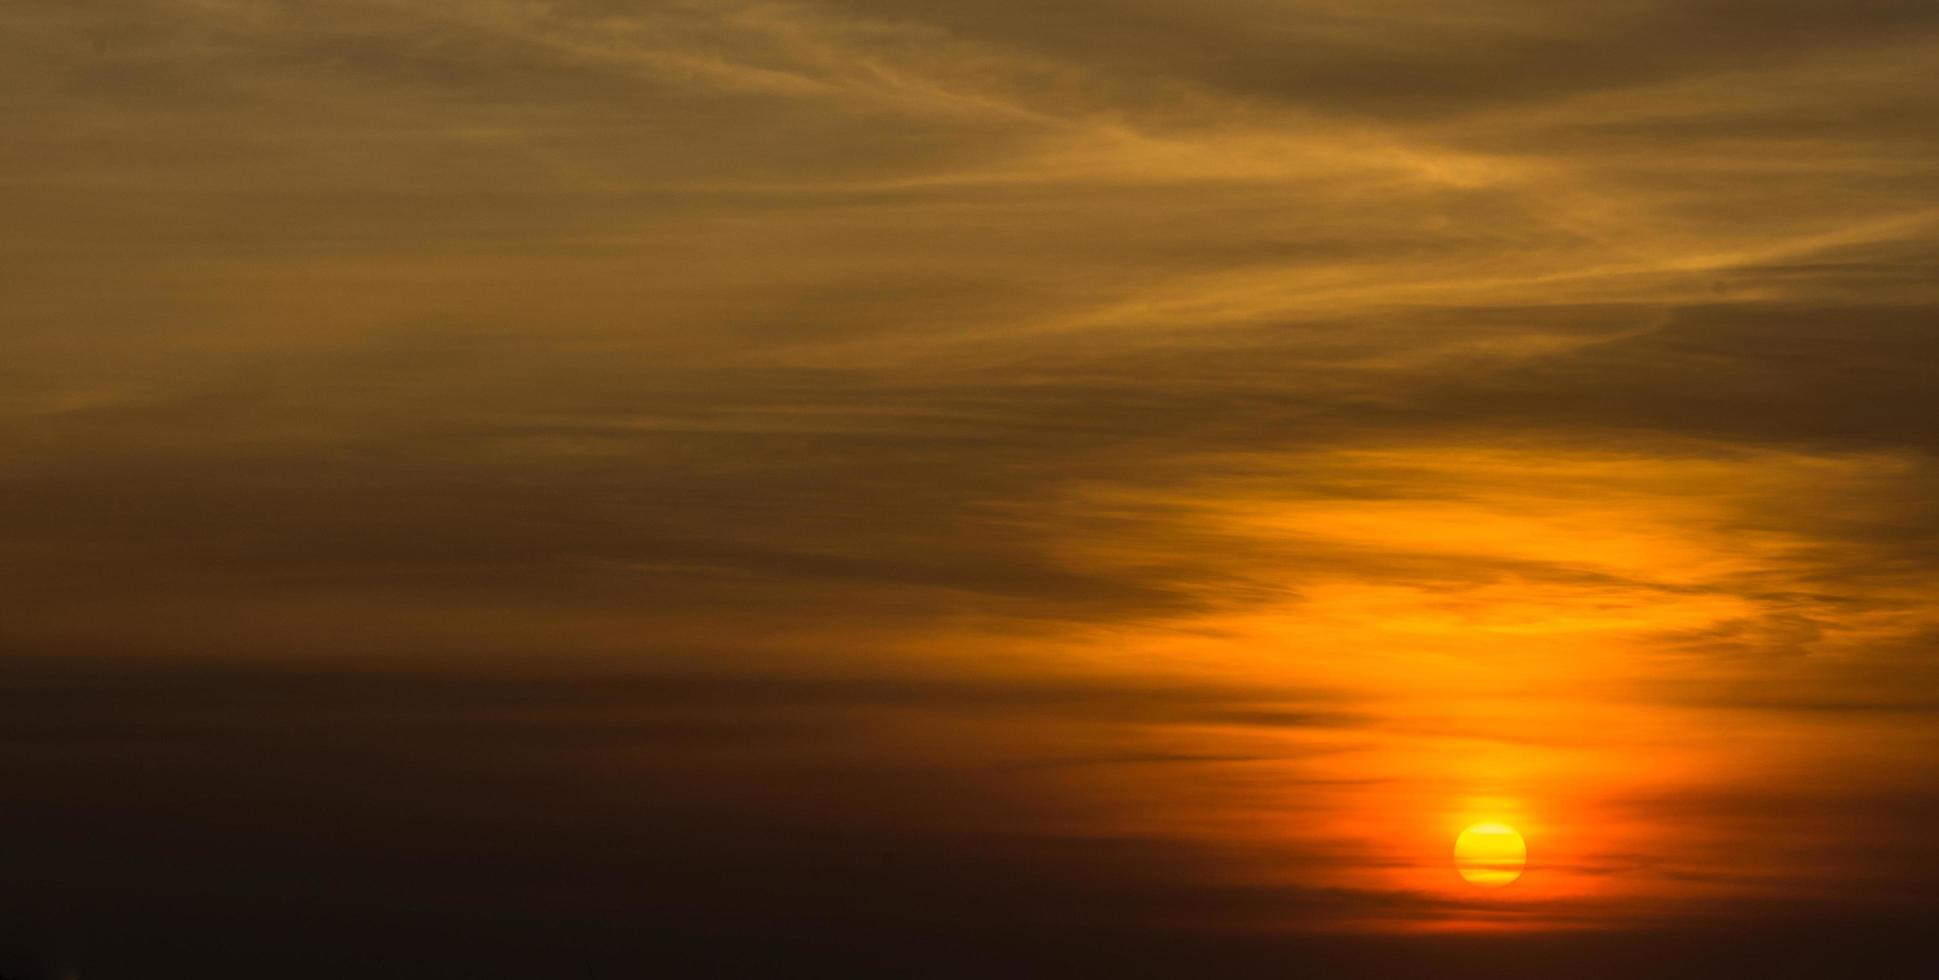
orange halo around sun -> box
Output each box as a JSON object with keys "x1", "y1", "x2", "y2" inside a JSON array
[{"x1": 1454, "y1": 822, "x2": 1527, "y2": 887}]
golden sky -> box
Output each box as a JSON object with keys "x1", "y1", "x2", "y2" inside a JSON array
[{"x1": 2, "y1": 1, "x2": 1938, "y2": 975}]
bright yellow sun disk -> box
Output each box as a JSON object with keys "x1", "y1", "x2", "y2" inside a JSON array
[{"x1": 1454, "y1": 821, "x2": 1527, "y2": 887}]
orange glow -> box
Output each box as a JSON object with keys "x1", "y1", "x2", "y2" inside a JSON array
[{"x1": 1002, "y1": 441, "x2": 1939, "y2": 933}]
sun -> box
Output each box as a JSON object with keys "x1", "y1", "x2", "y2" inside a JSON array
[{"x1": 1454, "y1": 821, "x2": 1527, "y2": 887}]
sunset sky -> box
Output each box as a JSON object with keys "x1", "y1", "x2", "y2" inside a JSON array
[{"x1": 3, "y1": 1, "x2": 1938, "y2": 976}]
